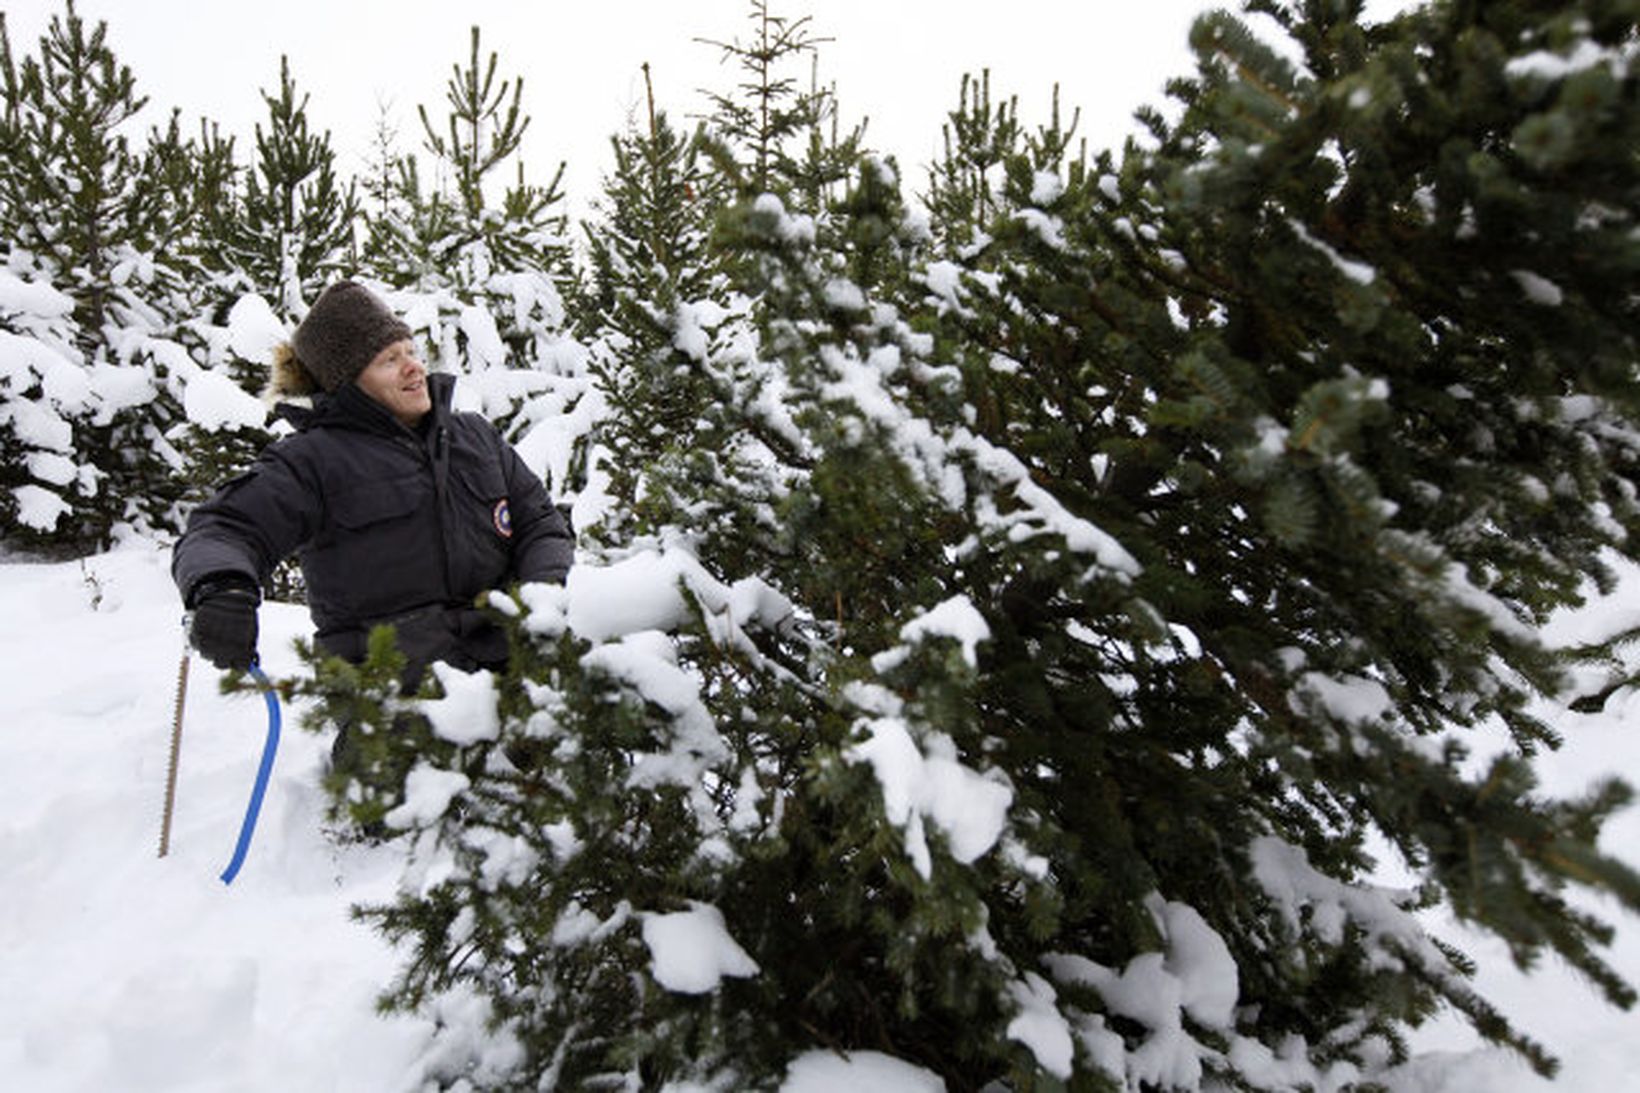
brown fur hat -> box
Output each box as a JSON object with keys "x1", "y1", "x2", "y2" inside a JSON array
[{"x1": 269, "y1": 281, "x2": 411, "y2": 397}]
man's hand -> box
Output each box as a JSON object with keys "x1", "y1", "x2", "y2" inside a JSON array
[{"x1": 188, "y1": 576, "x2": 260, "y2": 670}]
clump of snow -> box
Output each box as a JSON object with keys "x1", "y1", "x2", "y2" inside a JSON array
[
  {"x1": 552, "y1": 899, "x2": 630, "y2": 949},
  {"x1": 1438, "y1": 560, "x2": 1536, "y2": 642},
  {"x1": 1509, "y1": 270, "x2": 1564, "y2": 307},
  {"x1": 462, "y1": 825, "x2": 541, "y2": 892},
  {"x1": 1, "y1": 332, "x2": 90, "y2": 416},
  {"x1": 584, "y1": 630, "x2": 698, "y2": 717},
  {"x1": 458, "y1": 303, "x2": 507, "y2": 369},
  {"x1": 418, "y1": 662, "x2": 500, "y2": 745},
  {"x1": 1293, "y1": 670, "x2": 1394, "y2": 725},
  {"x1": 1505, "y1": 39, "x2": 1625, "y2": 81},
  {"x1": 640, "y1": 901, "x2": 759, "y2": 993},
  {"x1": 781, "y1": 1049, "x2": 946, "y2": 1093},
  {"x1": 1289, "y1": 219, "x2": 1376, "y2": 284},
  {"x1": 523, "y1": 544, "x2": 800, "y2": 682},
  {"x1": 12, "y1": 482, "x2": 71, "y2": 530},
  {"x1": 887, "y1": 594, "x2": 992, "y2": 668},
  {"x1": 1250, "y1": 835, "x2": 1435, "y2": 960},
  {"x1": 1149, "y1": 896, "x2": 1239, "y2": 1028},
  {"x1": 918, "y1": 260, "x2": 968, "y2": 316},
  {"x1": 487, "y1": 270, "x2": 567, "y2": 332},
  {"x1": 181, "y1": 367, "x2": 267, "y2": 433},
  {"x1": 965, "y1": 437, "x2": 1142, "y2": 577},
  {"x1": 1043, "y1": 894, "x2": 1242, "y2": 1088},
  {"x1": 512, "y1": 374, "x2": 604, "y2": 507},
  {"x1": 1, "y1": 373, "x2": 76, "y2": 449},
  {"x1": 1050, "y1": 949, "x2": 1204, "y2": 1088},
  {"x1": 824, "y1": 278, "x2": 869, "y2": 313},
  {"x1": 542, "y1": 551, "x2": 694, "y2": 641},
  {"x1": 1031, "y1": 170, "x2": 1065, "y2": 206},
  {"x1": 583, "y1": 628, "x2": 728, "y2": 793},
  {"x1": 753, "y1": 193, "x2": 817, "y2": 245},
  {"x1": 401, "y1": 988, "x2": 528, "y2": 1088},
  {"x1": 846, "y1": 719, "x2": 1012, "y2": 879},
  {"x1": 1253, "y1": 416, "x2": 1290, "y2": 456},
  {"x1": 673, "y1": 299, "x2": 730, "y2": 361},
  {"x1": 387, "y1": 764, "x2": 471, "y2": 828},
  {"x1": 225, "y1": 294, "x2": 287, "y2": 363},
  {"x1": 1006, "y1": 972, "x2": 1075, "y2": 1078},
  {"x1": 25, "y1": 449, "x2": 76, "y2": 486},
  {"x1": 0, "y1": 266, "x2": 76, "y2": 319},
  {"x1": 89, "y1": 356, "x2": 157, "y2": 416},
  {"x1": 1017, "y1": 208, "x2": 1068, "y2": 250}
]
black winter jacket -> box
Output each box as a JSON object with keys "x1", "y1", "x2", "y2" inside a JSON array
[{"x1": 172, "y1": 372, "x2": 573, "y2": 673}]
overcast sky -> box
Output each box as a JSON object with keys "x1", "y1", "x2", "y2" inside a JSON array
[{"x1": 4, "y1": 1, "x2": 1410, "y2": 218}]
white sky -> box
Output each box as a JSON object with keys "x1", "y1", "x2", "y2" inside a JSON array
[{"x1": 3, "y1": 1, "x2": 1410, "y2": 219}]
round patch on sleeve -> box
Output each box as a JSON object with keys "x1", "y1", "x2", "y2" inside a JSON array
[{"x1": 492, "y1": 499, "x2": 514, "y2": 538}]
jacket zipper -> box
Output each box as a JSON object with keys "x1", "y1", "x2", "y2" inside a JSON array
[{"x1": 428, "y1": 423, "x2": 455, "y2": 599}]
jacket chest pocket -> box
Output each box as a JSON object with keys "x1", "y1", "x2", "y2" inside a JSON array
[
  {"x1": 331, "y1": 474, "x2": 426, "y2": 530},
  {"x1": 307, "y1": 473, "x2": 437, "y2": 622}
]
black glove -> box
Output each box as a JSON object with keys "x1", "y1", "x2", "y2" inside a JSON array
[{"x1": 188, "y1": 576, "x2": 260, "y2": 670}]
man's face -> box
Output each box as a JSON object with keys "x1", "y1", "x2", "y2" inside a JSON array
[{"x1": 355, "y1": 338, "x2": 431, "y2": 427}]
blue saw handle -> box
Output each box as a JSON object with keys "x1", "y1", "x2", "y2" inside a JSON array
[{"x1": 220, "y1": 664, "x2": 281, "y2": 885}]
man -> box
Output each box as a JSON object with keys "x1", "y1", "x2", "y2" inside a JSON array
[{"x1": 173, "y1": 280, "x2": 574, "y2": 690}]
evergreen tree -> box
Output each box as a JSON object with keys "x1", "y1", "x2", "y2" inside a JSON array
[
  {"x1": 292, "y1": 156, "x2": 1021, "y2": 1089},
  {"x1": 279, "y1": 0, "x2": 1639, "y2": 1088},
  {"x1": 784, "y1": 56, "x2": 870, "y2": 219},
  {"x1": 363, "y1": 27, "x2": 579, "y2": 453},
  {"x1": 359, "y1": 149, "x2": 458, "y2": 286},
  {"x1": 0, "y1": 1, "x2": 201, "y2": 547},
  {"x1": 413, "y1": 25, "x2": 571, "y2": 282},
  {"x1": 922, "y1": 72, "x2": 1089, "y2": 263},
  {"x1": 159, "y1": 62, "x2": 341, "y2": 529},
  {"x1": 697, "y1": 0, "x2": 862, "y2": 210},
  {"x1": 906, "y1": 0, "x2": 1640, "y2": 1081},
  {"x1": 357, "y1": 101, "x2": 417, "y2": 279},
  {"x1": 577, "y1": 63, "x2": 730, "y2": 542},
  {"x1": 359, "y1": 102, "x2": 400, "y2": 230},
  {"x1": 0, "y1": 263, "x2": 93, "y2": 548},
  {"x1": 217, "y1": 56, "x2": 358, "y2": 312},
  {"x1": 185, "y1": 117, "x2": 242, "y2": 294},
  {"x1": 923, "y1": 69, "x2": 1022, "y2": 254}
]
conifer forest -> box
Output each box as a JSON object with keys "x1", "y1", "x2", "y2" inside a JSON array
[{"x1": 2, "y1": 0, "x2": 1638, "y2": 1088}]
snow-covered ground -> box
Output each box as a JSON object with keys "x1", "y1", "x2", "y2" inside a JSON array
[{"x1": 1, "y1": 539, "x2": 1636, "y2": 1091}]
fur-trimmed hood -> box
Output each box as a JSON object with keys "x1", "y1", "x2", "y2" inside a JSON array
[{"x1": 266, "y1": 341, "x2": 322, "y2": 400}]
